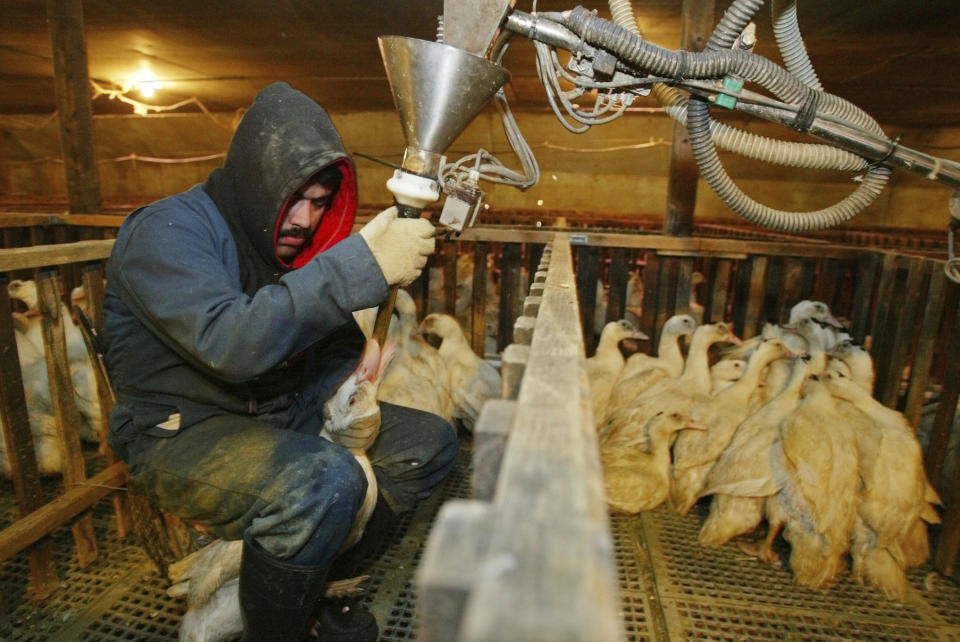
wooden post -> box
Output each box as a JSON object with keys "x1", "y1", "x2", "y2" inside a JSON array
[
  {"x1": 36, "y1": 271, "x2": 99, "y2": 567},
  {"x1": 46, "y1": 0, "x2": 102, "y2": 213},
  {"x1": 0, "y1": 278, "x2": 60, "y2": 599},
  {"x1": 662, "y1": 0, "x2": 715, "y2": 237}
]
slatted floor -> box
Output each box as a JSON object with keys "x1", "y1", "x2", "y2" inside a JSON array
[{"x1": 2, "y1": 447, "x2": 959, "y2": 641}]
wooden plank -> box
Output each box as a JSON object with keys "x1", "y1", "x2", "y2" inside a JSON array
[
  {"x1": 655, "y1": 257, "x2": 680, "y2": 348},
  {"x1": 458, "y1": 233, "x2": 622, "y2": 642},
  {"x1": 903, "y1": 267, "x2": 947, "y2": 428},
  {"x1": 814, "y1": 258, "x2": 841, "y2": 311},
  {"x1": 780, "y1": 258, "x2": 806, "y2": 322},
  {"x1": 640, "y1": 251, "x2": 660, "y2": 342},
  {"x1": 879, "y1": 259, "x2": 928, "y2": 407},
  {"x1": 512, "y1": 316, "x2": 536, "y2": 347},
  {"x1": 606, "y1": 248, "x2": 629, "y2": 324},
  {"x1": 442, "y1": 240, "x2": 458, "y2": 315},
  {"x1": 662, "y1": 0, "x2": 715, "y2": 237},
  {"x1": 523, "y1": 296, "x2": 542, "y2": 318},
  {"x1": 456, "y1": 228, "x2": 861, "y2": 260},
  {"x1": 497, "y1": 243, "x2": 522, "y2": 352},
  {"x1": 709, "y1": 259, "x2": 732, "y2": 324},
  {"x1": 674, "y1": 257, "x2": 694, "y2": 318},
  {"x1": 0, "y1": 277, "x2": 60, "y2": 598},
  {"x1": 926, "y1": 296, "x2": 960, "y2": 491},
  {"x1": 471, "y1": 242, "x2": 489, "y2": 356},
  {"x1": 472, "y1": 400, "x2": 518, "y2": 502},
  {"x1": 850, "y1": 253, "x2": 881, "y2": 344},
  {"x1": 36, "y1": 271, "x2": 98, "y2": 567},
  {"x1": 0, "y1": 212, "x2": 70, "y2": 228},
  {"x1": 933, "y1": 296, "x2": 960, "y2": 575},
  {"x1": 575, "y1": 246, "x2": 601, "y2": 354},
  {"x1": 869, "y1": 254, "x2": 900, "y2": 399},
  {"x1": 46, "y1": 0, "x2": 102, "y2": 213},
  {"x1": 742, "y1": 256, "x2": 768, "y2": 340},
  {"x1": 0, "y1": 239, "x2": 114, "y2": 271},
  {"x1": 0, "y1": 462, "x2": 128, "y2": 563},
  {"x1": 500, "y1": 345, "x2": 529, "y2": 402},
  {"x1": 416, "y1": 500, "x2": 492, "y2": 642},
  {"x1": 80, "y1": 264, "x2": 130, "y2": 536}
]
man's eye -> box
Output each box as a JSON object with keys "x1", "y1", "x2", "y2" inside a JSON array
[{"x1": 311, "y1": 198, "x2": 332, "y2": 209}]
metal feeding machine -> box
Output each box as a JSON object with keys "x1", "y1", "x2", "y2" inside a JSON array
[{"x1": 375, "y1": 0, "x2": 960, "y2": 283}]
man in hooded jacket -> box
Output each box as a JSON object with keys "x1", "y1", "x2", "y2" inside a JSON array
[{"x1": 102, "y1": 82, "x2": 458, "y2": 640}]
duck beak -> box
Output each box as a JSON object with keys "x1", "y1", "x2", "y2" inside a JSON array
[{"x1": 684, "y1": 419, "x2": 709, "y2": 431}]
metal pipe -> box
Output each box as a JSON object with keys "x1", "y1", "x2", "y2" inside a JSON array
[{"x1": 734, "y1": 102, "x2": 960, "y2": 189}]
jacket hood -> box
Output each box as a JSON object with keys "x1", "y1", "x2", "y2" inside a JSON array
[{"x1": 204, "y1": 82, "x2": 357, "y2": 294}]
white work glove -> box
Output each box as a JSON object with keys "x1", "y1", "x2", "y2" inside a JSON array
[{"x1": 359, "y1": 206, "x2": 435, "y2": 287}]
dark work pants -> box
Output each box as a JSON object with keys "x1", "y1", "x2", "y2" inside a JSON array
[{"x1": 128, "y1": 402, "x2": 457, "y2": 567}]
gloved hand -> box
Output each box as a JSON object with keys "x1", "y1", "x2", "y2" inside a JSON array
[{"x1": 358, "y1": 206, "x2": 435, "y2": 287}]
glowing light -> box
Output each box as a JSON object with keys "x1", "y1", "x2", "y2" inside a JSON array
[
  {"x1": 131, "y1": 68, "x2": 162, "y2": 99},
  {"x1": 551, "y1": 174, "x2": 558, "y2": 181},
  {"x1": 536, "y1": 199, "x2": 544, "y2": 206}
]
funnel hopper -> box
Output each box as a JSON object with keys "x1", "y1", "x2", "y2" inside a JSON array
[{"x1": 379, "y1": 36, "x2": 510, "y2": 157}]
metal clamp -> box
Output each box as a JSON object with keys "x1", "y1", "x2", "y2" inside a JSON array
[{"x1": 945, "y1": 191, "x2": 960, "y2": 284}]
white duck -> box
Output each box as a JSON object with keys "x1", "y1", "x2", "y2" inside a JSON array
[
  {"x1": 604, "y1": 314, "x2": 698, "y2": 426},
  {"x1": 821, "y1": 359, "x2": 940, "y2": 600},
  {"x1": 670, "y1": 338, "x2": 789, "y2": 514},
  {"x1": 769, "y1": 374, "x2": 858, "y2": 589},
  {"x1": 697, "y1": 349, "x2": 823, "y2": 553},
  {"x1": 377, "y1": 289, "x2": 455, "y2": 422},
  {"x1": 603, "y1": 411, "x2": 706, "y2": 514},
  {"x1": 419, "y1": 312, "x2": 500, "y2": 432},
  {"x1": 586, "y1": 319, "x2": 649, "y2": 427}
]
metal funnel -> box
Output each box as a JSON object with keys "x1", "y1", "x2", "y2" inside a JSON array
[{"x1": 378, "y1": 36, "x2": 510, "y2": 157}]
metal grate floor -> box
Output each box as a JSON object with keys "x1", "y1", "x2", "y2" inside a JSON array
[{"x1": 2, "y1": 447, "x2": 959, "y2": 641}]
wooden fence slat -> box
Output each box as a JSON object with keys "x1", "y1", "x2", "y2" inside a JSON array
[
  {"x1": 879, "y1": 259, "x2": 929, "y2": 407},
  {"x1": 870, "y1": 254, "x2": 900, "y2": 399},
  {"x1": 903, "y1": 268, "x2": 948, "y2": 428},
  {"x1": 815, "y1": 258, "x2": 841, "y2": 310},
  {"x1": 851, "y1": 253, "x2": 881, "y2": 343},
  {"x1": 497, "y1": 243, "x2": 522, "y2": 352},
  {"x1": 779, "y1": 258, "x2": 806, "y2": 322},
  {"x1": 0, "y1": 239, "x2": 113, "y2": 272},
  {"x1": 472, "y1": 400, "x2": 518, "y2": 502},
  {"x1": 575, "y1": 246, "x2": 600, "y2": 354},
  {"x1": 470, "y1": 242, "x2": 489, "y2": 356},
  {"x1": 442, "y1": 240, "x2": 458, "y2": 316},
  {"x1": 640, "y1": 251, "x2": 659, "y2": 343},
  {"x1": 606, "y1": 248, "x2": 629, "y2": 324},
  {"x1": 0, "y1": 277, "x2": 60, "y2": 598},
  {"x1": 0, "y1": 462, "x2": 128, "y2": 564},
  {"x1": 36, "y1": 271, "x2": 99, "y2": 567},
  {"x1": 933, "y1": 295, "x2": 960, "y2": 576},
  {"x1": 709, "y1": 259, "x2": 732, "y2": 324},
  {"x1": 742, "y1": 256, "x2": 768, "y2": 340}
]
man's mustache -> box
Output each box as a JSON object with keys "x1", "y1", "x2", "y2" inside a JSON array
[{"x1": 279, "y1": 225, "x2": 313, "y2": 241}]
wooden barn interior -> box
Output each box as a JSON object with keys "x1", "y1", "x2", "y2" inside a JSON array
[{"x1": 2, "y1": 0, "x2": 960, "y2": 639}]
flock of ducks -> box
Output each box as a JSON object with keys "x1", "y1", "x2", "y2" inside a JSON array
[{"x1": 589, "y1": 301, "x2": 941, "y2": 601}]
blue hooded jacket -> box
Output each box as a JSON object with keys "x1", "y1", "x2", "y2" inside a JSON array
[{"x1": 103, "y1": 83, "x2": 388, "y2": 461}]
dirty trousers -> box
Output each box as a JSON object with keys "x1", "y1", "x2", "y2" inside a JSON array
[{"x1": 127, "y1": 402, "x2": 457, "y2": 567}]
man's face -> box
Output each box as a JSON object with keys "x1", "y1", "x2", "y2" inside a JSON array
[{"x1": 276, "y1": 182, "x2": 335, "y2": 259}]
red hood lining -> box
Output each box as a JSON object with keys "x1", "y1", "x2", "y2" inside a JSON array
[{"x1": 274, "y1": 160, "x2": 357, "y2": 269}]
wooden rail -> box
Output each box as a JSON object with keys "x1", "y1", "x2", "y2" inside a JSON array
[{"x1": 417, "y1": 233, "x2": 624, "y2": 641}]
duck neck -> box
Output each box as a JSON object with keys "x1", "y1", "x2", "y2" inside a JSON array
[{"x1": 681, "y1": 334, "x2": 714, "y2": 393}]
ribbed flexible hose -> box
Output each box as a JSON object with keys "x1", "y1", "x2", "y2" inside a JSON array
[
  {"x1": 695, "y1": 0, "x2": 888, "y2": 230},
  {"x1": 609, "y1": 0, "x2": 866, "y2": 171},
  {"x1": 771, "y1": 0, "x2": 822, "y2": 90},
  {"x1": 573, "y1": 3, "x2": 889, "y2": 231}
]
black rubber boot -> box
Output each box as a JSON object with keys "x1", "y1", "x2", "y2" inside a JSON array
[
  {"x1": 312, "y1": 596, "x2": 379, "y2": 641},
  {"x1": 238, "y1": 536, "x2": 329, "y2": 642},
  {"x1": 327, "y1": 497, "x2": 399, "y2": 580}
]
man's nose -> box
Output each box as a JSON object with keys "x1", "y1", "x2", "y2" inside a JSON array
[{"x1": 286, "y1": 200, "x2": 311, "y2": 228}]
